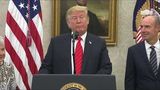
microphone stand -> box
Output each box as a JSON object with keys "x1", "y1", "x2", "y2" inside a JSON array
[{"x1": 72, "y1": 32, "x2": 79, "y2": 74}]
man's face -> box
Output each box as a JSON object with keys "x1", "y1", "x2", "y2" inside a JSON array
[
  {"x1": 0, "y1": 44, "x2": 5, "y2": 64},
  {"x1": 140, "y1": 16, "x2": 160, "y2": 43},
  {"x1": 67, "y1": 11, "x2": 89, "y2": 35}
]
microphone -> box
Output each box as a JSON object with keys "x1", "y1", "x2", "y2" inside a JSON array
[
  {"x1": 72, "y1": 31, "x2": 79, "y2": 40},
  {"x1": 71, "y1": 31, "x2": 79, "y2": 74}
]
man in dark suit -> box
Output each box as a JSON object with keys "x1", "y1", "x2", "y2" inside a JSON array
[
  {"x1": 60, "y1": 0, "x2": 107, "y2": 36},
  {"x1": 125, "y1": 9, "x2": 160, "y2": 90},
  {"x1": 39, "y1": 5, "x2": 112, "y2": 74}
]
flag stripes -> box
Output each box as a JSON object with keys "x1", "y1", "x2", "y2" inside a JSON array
[
  {"x1": 5, "y1": 38, "x2": 31, "y2": 90},
  {"x1": 136, "y1": 27, "x2": 143, "y2": 43},
  {"x1": 6, "y1": 12, "x2": 37, "y2": 74},
  {"x1": 5, "y1": 0, "x2": 43, "y2": 90},
  {"x1": 132, "y1": 0, "x2": 150, "y2": 43}
]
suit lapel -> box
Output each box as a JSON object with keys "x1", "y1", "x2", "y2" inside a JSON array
[
  {"x1": 81, "y1": 34, "x2": 92, "y2": 73},
  {"x1": 157, "y1": 66, "x2": 160, "y2": 78},
  {"x1": 139, "y1": 43, "x2": 150, "y2": 65}
]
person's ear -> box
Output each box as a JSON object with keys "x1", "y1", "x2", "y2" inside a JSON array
[{"x1": 67, "y1": 21, "x2": 71, "y2": 29}]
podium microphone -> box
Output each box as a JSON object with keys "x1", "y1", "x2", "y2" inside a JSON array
[
  {"x1": 72, "y1": 31, "x2": 79, "y2": 74},
  {"x1": 72, "y1": 31, "x2": 79, "y2": 40}
]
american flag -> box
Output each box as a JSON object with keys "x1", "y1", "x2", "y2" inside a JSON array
[
  {"x1": 135, "y1": 26, "x2": 143, "y2": 43},
  {"x1": 5, "y1": 0, "x2": 43, "y2": 90},
  {"x1": 132, "y1": 0, "x2": 148, "y2": 43}
]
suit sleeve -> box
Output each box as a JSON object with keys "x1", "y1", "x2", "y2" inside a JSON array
[
  {"x1": 96, "y1": 40, "x2": 112, "y2": 74},
  {"x1": 39, "y1": 39, "x2": 54, "y2": 74},
  {"x1": 125, "y1": 48, "x2": 136, "y2": 90}
]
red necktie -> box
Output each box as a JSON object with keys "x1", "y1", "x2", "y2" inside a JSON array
[{"x1": 75, "y1": 37, "x2": 83, "y2": 75}]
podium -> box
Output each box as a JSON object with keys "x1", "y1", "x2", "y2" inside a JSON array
[{"x1": 32, "y1": 74, "x2": 116, "y2": 90}]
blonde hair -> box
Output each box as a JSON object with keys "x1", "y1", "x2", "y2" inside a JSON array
[{"x1": 66, "y1": 5, "x2": 88, "y2": 21}]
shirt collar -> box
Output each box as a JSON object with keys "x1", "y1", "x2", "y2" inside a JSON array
[
  {"x1": 145, "y1": 40, "x2": 160, "y2": 50},
  {"x1": 80, "y1": 32, "x2": 87, "y2": 41}
]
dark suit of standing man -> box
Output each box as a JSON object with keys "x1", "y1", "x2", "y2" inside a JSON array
[
  {"x1": 39, "y1": 5, "x2": 112, "y2": 74},
  {"x1": 125, "y1": 9, "x2": 160, "y2": 90}
]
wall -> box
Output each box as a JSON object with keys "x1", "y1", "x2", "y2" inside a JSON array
[
  {"x1": 0, "y1": 0, "x2": 136, "y2": 90},
  {"x1": 112, "y1": 0, "x2": 136, "y2": 89}
]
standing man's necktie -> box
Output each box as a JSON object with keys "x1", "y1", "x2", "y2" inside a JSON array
[
  {"x1": 75, "y1": 37, "x2": 83, "y2": 75},
  {"x1": 150, "y1": 46, "x2": 158, "y2": 76}
]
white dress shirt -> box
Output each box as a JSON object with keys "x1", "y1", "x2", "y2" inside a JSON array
[
  {"x1": 145, "y1": 40, "x2": 160, "y2": 69},
  {"x1": 70, "y1": 32, "x2": 87, "y2": 74}
]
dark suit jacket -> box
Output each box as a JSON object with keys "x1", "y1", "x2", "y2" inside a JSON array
[
  {"x1": 125, "y1": 41, "x2": 160, "y2": 90},
  {"x1": 39, "y1": 33, "x2": 112, "y2": 74}
]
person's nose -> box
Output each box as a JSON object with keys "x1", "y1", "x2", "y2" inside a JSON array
[{"x1": 76, "y1": 17, "x2": 81, "y2": 23}]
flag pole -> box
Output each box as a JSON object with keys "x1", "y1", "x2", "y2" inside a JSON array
[{"x1": 27, "y1": 0, "x2": 32, "y2": 47}]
